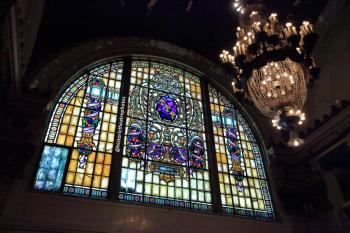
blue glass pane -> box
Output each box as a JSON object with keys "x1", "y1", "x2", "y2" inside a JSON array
[{"x1": 34, "y1": 145, "x2": 69, "y2": 191}]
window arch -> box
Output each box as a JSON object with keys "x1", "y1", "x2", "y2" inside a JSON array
[{"x1": 34, "y1": 57, "x2": 275, "y2": 220}]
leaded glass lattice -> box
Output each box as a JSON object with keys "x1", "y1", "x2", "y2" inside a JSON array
[
  {"x1": 34, "y1": 57, "x2": 275, "y2": 220},
  {"x1": 39, "y1": 62, "x2": 123, "y2": 198},
  {"x1": 209, "y1": 85, "x2": 275, "y2": 219},
  {"x1": 119, "y1": 61, "x2": 211, "y2": 211}
]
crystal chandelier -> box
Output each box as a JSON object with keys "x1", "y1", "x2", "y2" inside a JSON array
[{"x1": 220, "y1": 1, "x2": 319, "y2": 147}]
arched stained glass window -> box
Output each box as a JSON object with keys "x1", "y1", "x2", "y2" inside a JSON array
[
  {"x1": 35, "y1": 62, "x2": 124, "y2": 198},
  {"x1": 33, "y1": 57, "x2": 275, "y2": 220},
  {"x1": 209, "y1": 85, "x2": 275, "y2": 219},
  {"x1": 119, "y1": 61, "x2": 211, "y2": 210}
]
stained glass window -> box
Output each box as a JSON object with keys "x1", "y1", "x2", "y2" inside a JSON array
[
  {"x1": 38, "y1": 62, "x2": 123, "y2": 198},
  {"x1": 34, "y1": 145, "x2": 68, "y2": 191},
  {"x1": 119, "y1": 61, "x2": 211, "y2": 211},
  {"x1": 34, "y1": 57, "x2": 275, "y2": 219},
  {"x1": 209, "y1": 85, "x2": 275, "y2": 219}
]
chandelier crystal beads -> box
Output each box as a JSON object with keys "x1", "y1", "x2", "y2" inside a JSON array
[{"x1": 220, "y1": 2, "x2": 319, "y2": 146}]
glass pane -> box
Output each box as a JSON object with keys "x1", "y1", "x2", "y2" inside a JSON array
[
  {"x1": 37, "y1": 61, "x2": 123, "y2": 199},
  {"x1": 209, "y1": 85, "x2": 275, "y2": 220},
  {"x1": 119, "y1": 61, "x2": 211, "y2": 211},
  {"x1": 34, "y1": 145, "x2": 69, "y2": 191}
]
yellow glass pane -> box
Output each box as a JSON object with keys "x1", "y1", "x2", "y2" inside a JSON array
[
  {"x1": 104, "y1": 154, "x2": 112, "y2": 165},
  {"x1": 66, "y1": 172, "x2": 75, "y2": 184},
  {"x1": 215, "y1": 105, "x2": 220, "y2": 112},
  {"x1": 75, "y1": 97, "x2": 83, "y2": 105},
  {"x1": 106, "y1": 143, "x2": 113, "y2": 153},
  {"x1": 67, "y1": 126, "x2": 76, "y2": 136},
  {"x1": 253, "y1": 200, "x2": 259, "y2": 209},
  {"x1": 110, "y1": 114, "x2": 117, "y2": 123},
  {"x1": 152, "y1": 185, "x2": 159, "y2": 195},
  {"x1": 221, "y1": 154, "x2": 227, "y2": 164},
  {"x1": 100, "y1": 131, "x2": 107, "y2": 141},
  {"x1": 104, "y1": 103, "x2": 111, "y2": 112},
  {"x1": 86, "y1": 162, "x2": 94, "y2": 174},
  {"x1": 101, "y1": 177, "x2": 109, "y2": 189},
  {"x1": 103, "y1": 165, "x2": 110, "y2": 176},
  {"x1": 226, "y1": 196, "x2": 233, "y2": 205},
  {"x1": 70, "y1": 116, "x2": 78, "y2": 125},
  {"x1": 218, "y1": 173, "x2": 223, "y2": 183},
  {"x1": 250, "y1": 188, "x2": 257, "y2": 198},
  {"x1": 109, "y1": 123, "x2": 116, "y2": 132},
  {"x1": 191, "y1": 85, "x2": 196, "y2": 92},
  {"x1": 246, "y1": 198, "x2": 252, "y2": 208},
  {"x1": 74, "y1": 173, "x2": 84, "y2": 185},
  {"x1": 98, "y1": 142, "x2": 106, "y2": 151},
  {"x1": 108, "y1": 80, "x2": 115, "y2": 88},
  {"x1": 65, "y1": 136, "x2": 74, "y2": 146},
  {"x1": 103, "y1": 113, "x2": 110, "y2": 121},
  {"x1": 258, "y1": 200, "x2": 265, "y2": 210},
  {"x1": 102, "y1": 122, "x2": 108, "y2": 131},
  {"x1": 83, "y1": 175, "x2": 92, "y2": 187},
  {"x1": 60, "y1": 124, "x2": 68, "y2": 134},
  {"x1": 92, "y1": 176, "x2": 101, "y2": 188},
  {"x1": 66, "y1": 105, "x2": 73, "y2": 114},
  {"x1": 69, "y1": 97, "x2": 76, "y2": 105},
  {"x1": 77, "y1": 89, "x2": 85, "y2": 97},
  {"x1": 62, "y1": 115, "x2": 71, "y2": 124},
  {"x1": 71, "y1": 149, "x2": 79, "y2": 159},
  {"x1": 112, "y1": 105, "x2": 118, "y2": 114},
  {"x1": 96, "y1": 153, "x2": 104, "y2": 164},
  {"x1": 94, "y1": 164, "x2": 103, "y2": 175},
  {"x1": 73, "y1": 107, "x2": 80, "y2": 116},
  {"x1": 68, "y1": 160, "x2": 78, "y2": 172},
  {"x1": 252, "y1": 169, "x2": 258, "y2": 177},
  {"x1": 57, "y1": 135, "x2": 66, "y2": 145},
  {"x1": 107, "y1": 133, "x2": 114, "y2": 142},
  {"x1": 87, "y1": 152, "x2": 96, "y2": 162},
  {"x1": 210, "y1": 103, "x2": 215, "y2": 110}
]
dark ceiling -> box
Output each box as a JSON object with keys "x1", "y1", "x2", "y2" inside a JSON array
[{"x1": 28, "y1": 0, "x2": 328, "y2": 74}]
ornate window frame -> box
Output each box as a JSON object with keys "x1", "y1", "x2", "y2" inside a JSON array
[{"x1": 30, "y1": 38, "x2": 277, "y2": 221}]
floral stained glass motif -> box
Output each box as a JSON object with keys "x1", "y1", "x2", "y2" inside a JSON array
[
  {"x1": 209, "y1": 85, "x2": 275, "y2": 219},
  {"x1": 34, "y1": 58, "x2": 275, "y2": 219},
  {"x1": 119, "y1": 61, "x2": 211, "y2": 211},
  {"x1": 40, "y1": 62, "x2": 123, "y2": 198},
  {"x1": 34, "y1": 145, "x2": 68, "y2": 191}
]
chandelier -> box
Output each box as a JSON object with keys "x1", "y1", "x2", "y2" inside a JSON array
[{"x1": 220, "y1": 1, "x2": 319, "y2": 147}]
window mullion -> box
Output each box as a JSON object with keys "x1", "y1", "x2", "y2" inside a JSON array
[
  {"x1": 200, "y1": 79, "x2": 223, "y2": 214},
  {"x1": 108, "y1": 57, "x2": 132, "y2": 199}
]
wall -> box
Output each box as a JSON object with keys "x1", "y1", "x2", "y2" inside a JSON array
[
  {"x1": 305, "y1": 0, "x2": 350, "y2": 129},
  {"x1": 0, "y1": 38, "x2": 291, "y2": 233}
]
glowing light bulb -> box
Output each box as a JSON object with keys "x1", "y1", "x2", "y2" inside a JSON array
[{"x1": 293, "y1": 140, "x2": 300, "y2": 147}]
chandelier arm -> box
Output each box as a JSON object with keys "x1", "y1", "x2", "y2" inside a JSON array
[{"x1": 220, "y1": 0, "x2": 320, "y2": 147}]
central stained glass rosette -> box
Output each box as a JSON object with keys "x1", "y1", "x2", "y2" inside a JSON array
[
  {"x1": 120, "y1": 62, "x2": 212, "y2": 211},
  {"x1": 156, "y1": 95, "x2": 178, "y2": 122},
  {"x1": 125, "y1": 69, "x2": 207, "y2": 183}
]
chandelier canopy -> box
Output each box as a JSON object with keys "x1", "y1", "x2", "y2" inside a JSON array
[{"x1": 220, "y1": 1, "x2": 319, "y2": 147}]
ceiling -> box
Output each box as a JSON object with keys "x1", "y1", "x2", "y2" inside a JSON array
[{"x1": 27, "y1": 0, "x2": 328, "y2": 73}]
